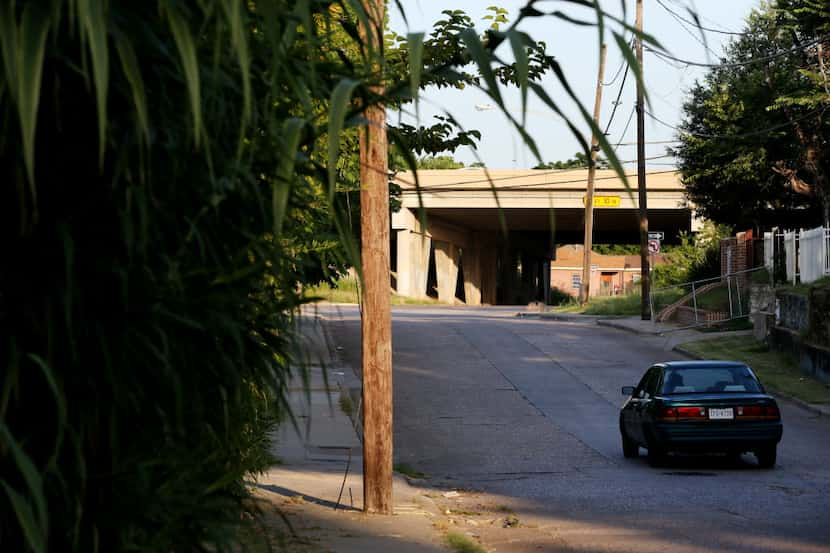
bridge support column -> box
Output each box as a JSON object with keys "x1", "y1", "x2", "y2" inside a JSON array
[
  {"x1": 480, "y1": 246, "x2": 498, "y2": 305},
  {"x1": 463, "y1": 241, "x2": 482, "y2": 306},
  {"x1": 395, "y1": 229, "x2": 431, "y2": 298},
  {"x1": 434, "y1": 240, "x2": 460, "y2": 303}
]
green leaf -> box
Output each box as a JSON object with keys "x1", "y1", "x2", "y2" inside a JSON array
[
  {"x1": 165, "y1": 8, "x2": 202, "y2": 146},
  {"x1": 327, "y1": 78, "x2": 359, "y2": 204},
  {"x1": 78, "y1": 0, "x2": 109, "y2": 167},
  {"x1": 274, "y1": 118, "x2": 304, "y2": 236},
  {"x1": 113, "y1": 32, "x2": 149, "y2": 148}
]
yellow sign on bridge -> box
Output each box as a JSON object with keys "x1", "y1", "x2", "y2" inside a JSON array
[{"x1": 584, "y1": 195, "x2": 621, "y2": 208}]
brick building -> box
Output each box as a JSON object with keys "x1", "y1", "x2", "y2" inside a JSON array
[{"x1": 550, "y1": 245, "x2": 666, "y2": 298}]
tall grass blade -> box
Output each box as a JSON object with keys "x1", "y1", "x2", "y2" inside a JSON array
[
  {"x1": 166, "y1": 8, "x2": 203, "y2": 146},
  {"x1": 508, "y1": 30, "x2": 529, "y2": 126},
  {"x1": 114, "y1": 32, "x2": 150, "y2": 148},
  {"x1": 10, "y1": 4, "x2": 50, "y2": 207},
  {"x1": 460, "y1": 28, "x2": 504, "y2": 109},
  {"x1": 274, "y1": 117, "x2": 304, "y2": 236},
  {"x1": 0, "y1": 424, "x2": 47, "y2": 546},
  {"x1": 327, "y1": 78, "x2": 359, "y2": 204},
  {"x1": 2, "y1": 483, "x2": 46, "y2": 553},
  {"x1": 408, "y1": 32, "x2": 424, "y2": 119},
  {"x1": 78, "y1": 0, "x2": 109, "y2": 166}
]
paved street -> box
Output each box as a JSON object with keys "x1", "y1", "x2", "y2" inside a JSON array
[{"x1": 320, "y1": 305, "x2": 830, "y2": 553}]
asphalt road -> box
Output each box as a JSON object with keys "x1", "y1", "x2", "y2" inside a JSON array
[{"x1": 320, "y1": 305, "x2": 830, "y2": 553}]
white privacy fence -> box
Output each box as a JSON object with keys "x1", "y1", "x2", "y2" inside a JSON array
[{"x1": 766, "y1": 226, "x2": 830, "y2": 284}]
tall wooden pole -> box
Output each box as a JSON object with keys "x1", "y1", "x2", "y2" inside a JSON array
[
  {"x1": 580, "y1": 44, "x2": 607, "y2": 305},
  {"x1": 635, "y1": 0, "x2": 651, "y2": 320},
  {"x1": 359, "y1": 0, "x2": 393, "y2": 514}
]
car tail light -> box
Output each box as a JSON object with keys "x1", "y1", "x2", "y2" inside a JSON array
[
  {"x1": 675, "y1": 406, "x2": 706, "y2": 420},
  {"x1": 736, "y1": 404, "x2": 780, "y2": 420},
  {"x1": 657, "y1": 407, "x2": 677, "y2": 421}
]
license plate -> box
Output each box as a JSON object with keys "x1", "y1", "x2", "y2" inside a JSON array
[{"x1": 709, "y1": 408, "x2": 734, "y2": 420}]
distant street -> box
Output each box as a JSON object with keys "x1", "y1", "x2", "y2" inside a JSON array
[{"x1": 321, "y1": 304, "x2": 830, "y2": 553}]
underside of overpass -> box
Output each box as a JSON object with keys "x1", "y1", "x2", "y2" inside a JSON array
[{"x1": 391, "y1": 169, "x2": 693, "y2": 305}]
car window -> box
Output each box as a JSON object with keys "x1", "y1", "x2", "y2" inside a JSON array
[
  {"x1": 635, "y1": 367, "x2": 661, "y2": 398},
  {"x1": 644, "y1": 368, "x2": 662, "y2": 397},
  {"x1": 661, "y1": 366, "x2": 763, "y2": 394}
]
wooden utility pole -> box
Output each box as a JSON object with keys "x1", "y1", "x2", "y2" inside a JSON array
[
  {"x1": 359, "y1": 0, "x2": 393, "y2": 514},
  {"x1": 635, "y1": 0, "x2": 651, "y2": 320},
  {"x1": 580, "y1": 44, "x2": 608, "y2": 305}
]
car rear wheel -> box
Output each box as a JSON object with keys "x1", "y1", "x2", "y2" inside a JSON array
[
  {"x1": 756, "y1": 445, "x2": 777, "y2": 468},
  {"x1": 621, "y1": 430, "x2": 638, "y2": 458}
]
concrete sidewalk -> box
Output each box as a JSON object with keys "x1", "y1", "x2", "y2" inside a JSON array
[{"x1": 253, "y1": 314, "x2": 449, "y2": 553}]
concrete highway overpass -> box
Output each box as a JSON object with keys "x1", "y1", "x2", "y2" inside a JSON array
[{"x1": 390, "y1": 169, "x2": 695, "y2": 305}]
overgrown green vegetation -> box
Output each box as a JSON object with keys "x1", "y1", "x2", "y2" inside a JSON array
[
  {"x1": 555, "y1": 293, "x2": 643, "y2": 316},
  {"x1": 304, "y1": 275, "x2": 441, "y2": 304},
  {"x1": 445, "y1": 531, "x2": 488, "y2": 553},
  {"x1": 653, "y1": 222, "x2": 732, "y2": 288},
  {"x1": 554, "y1": 289, "x2": 686, "y2": 316},
  {"x1": 393, "y1": 463, "x2": 427, "y2": 479},
  {"x1": 678, "y1": 337, "x2": 830, "y2": 404}
]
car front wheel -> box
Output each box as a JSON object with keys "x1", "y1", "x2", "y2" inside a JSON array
[{"x1": 756, "y1": 445, "x2": 777, "y2": 468}]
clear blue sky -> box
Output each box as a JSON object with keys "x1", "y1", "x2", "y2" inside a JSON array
[{"x1": 388, "y1": 0, "x2": 761, "y2": 170}]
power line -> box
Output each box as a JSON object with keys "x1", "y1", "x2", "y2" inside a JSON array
[
  {"x1": 603, "y1": 63, "x2": 630, "y2": 136},
  {"x1": 645, "y1": 35, "x2": 826, "y2": 68},
  {"x1": 645, "y1": 108, "x2": 824, "y2": 140},
  {"x1": 656, "y1": 0, "x2": 746, "y2": 37},
  {"x1": 397, "y1": 169, "x2": 678, "y2": 192},
  {"x1": 655, "y1": 0, "x2": 721, "y2": 59},
  {"x1": 397, "y1": 154, "x2": 675, "y2": 189},
  {"x1": 613, "y1": 106, "x2": 636, "y2": 149}
]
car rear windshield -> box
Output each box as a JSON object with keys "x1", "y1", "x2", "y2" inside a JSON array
[{"x1": 661, "y1": 366, "x2": 762, "y2": 394}]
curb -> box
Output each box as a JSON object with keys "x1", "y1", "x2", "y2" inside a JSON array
[
  {"x1": 596, "y1": 318, "x2": 666, "y2": 335},
  {"x1": 517, "y1": 313, "x2": 627, "y2": 321},
  {"x1": 673, "y1": 345, "x2": 829, "y2": 418}
]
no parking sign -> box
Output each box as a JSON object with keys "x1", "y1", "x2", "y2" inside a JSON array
[{"x1": 648, "y1": 239, "x2": 660, "y2": 254}]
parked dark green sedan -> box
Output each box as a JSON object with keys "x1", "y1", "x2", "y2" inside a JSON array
[{"x1": 620, "y1": 361, "x2": 783, "y2": 468}]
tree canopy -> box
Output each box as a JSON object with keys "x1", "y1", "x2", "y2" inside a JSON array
[
  {"x1": 672, "y1": 0, "x2": 830, "y2": 229},
  {"x1": 533, "y1": 151, "x2": 610, "y2": 170}
]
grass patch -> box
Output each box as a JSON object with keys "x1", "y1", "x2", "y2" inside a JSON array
[
  {"x1": 445, "y1": 532, "x2": 487, "y2": 553},
  {"x1": 694, "y1": 285, "x2": 730, "y2": 311},
  {"x1": 677, "y1": 336, "x2": 830, "y2": 404},
  {"x1": 304, "y1": 275, "x2": 441, "y2": 305},
  {"x1": 338, "y1": 394, "x2": 354, "y2": 418},
  {"x1": 393, "y1": 463, "x2": 427, "y2": 479},
  {"x1": 554, "y1": 293, "x2": 647, "y2": 316}
]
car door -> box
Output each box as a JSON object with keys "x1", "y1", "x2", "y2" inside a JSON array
[
  {"x1": 632, "y1": 368, "x2": 661, "y2": 444},
  {"x1": 625, "y1": 368, "x2": 656, "y2": 444}
]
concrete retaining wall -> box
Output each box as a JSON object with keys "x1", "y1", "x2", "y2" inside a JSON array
[{"x1": 776, "y1": 291, "x2": 809, "y2": 332}]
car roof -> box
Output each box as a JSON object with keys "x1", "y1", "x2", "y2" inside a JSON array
[{"x1": 656, "y1": 361, "x2": 750, "y2": 370}]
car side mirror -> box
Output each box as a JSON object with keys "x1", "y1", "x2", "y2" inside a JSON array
[{"x1": 622, "y1": 386, "x2": 635, "y2": 396}]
